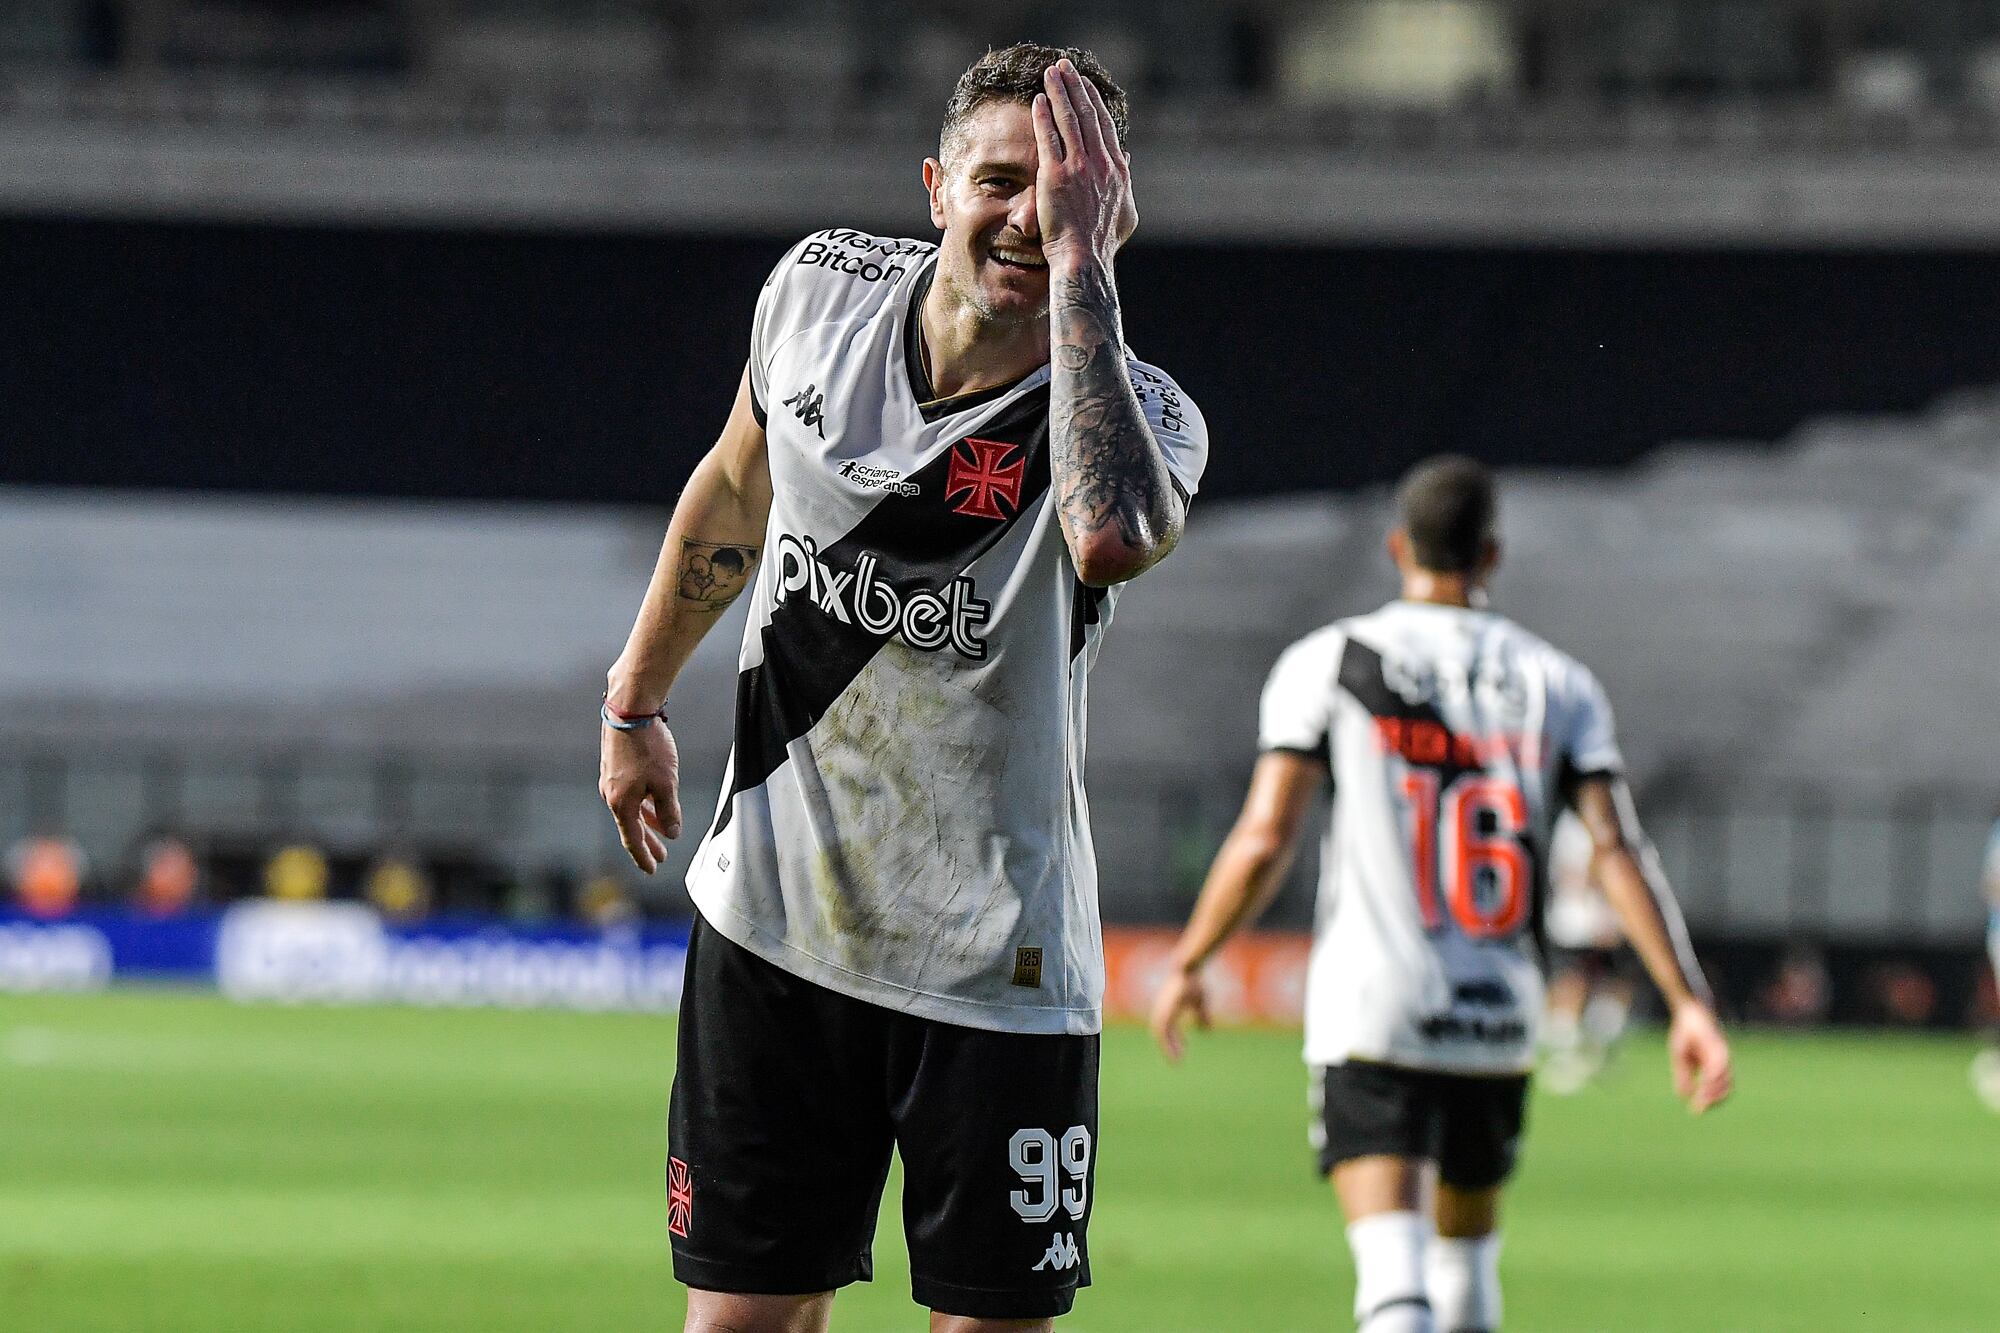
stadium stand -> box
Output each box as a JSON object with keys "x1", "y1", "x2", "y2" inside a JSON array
[{"x1": 13, "y1": 2, "x2": 2000, "y2": 241}]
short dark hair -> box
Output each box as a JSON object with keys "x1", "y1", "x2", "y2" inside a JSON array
[
  {"x1": 1396, "y1": 455, "x2": 1496, "y2": 573},
  {"x1": 941, "y1": 42, "x2": 1129, "y2": 165}
]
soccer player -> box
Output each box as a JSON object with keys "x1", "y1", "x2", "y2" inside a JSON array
[
  {"x1": 1538, "y1": 811, "x2": 1635, "y2": 1094},
  {"x1": 599, "y1": 45, "x2": 1207, "y2": 1333},
  {"x1": 1150, "y1": 457, "x2": 1730, "y2": 1333}
]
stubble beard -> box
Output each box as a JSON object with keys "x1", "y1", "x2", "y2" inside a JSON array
[{"x1": 938, "y1": 245, "x2": 1048, "y2": 331}]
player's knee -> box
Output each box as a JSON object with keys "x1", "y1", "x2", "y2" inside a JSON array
[
  {"x1": 1426, "y1": 1232, "x2": 1502, "y2": 1333},
  {"x1": 684, "y1": 1288, "x2": 834, "y2": 1333},
  {"x1": 1432, "y1": 1183, "x2": 1500, "y2": 1239},
  {"x1": 927, "y1": 1317, "x2": 1054, "y2": 1333},
  {"x1": 1348, "y1": 1210, "x2": 1434, "y2": 1332}
]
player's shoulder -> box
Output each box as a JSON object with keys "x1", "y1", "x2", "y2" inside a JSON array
[
  {"x1": 772, "y1": 227, "x2": 934, "y2": 289},
  {"x1": 760, "y1": 226, "x2": 935, "y2": 322},
  {"x1": 1484, "y1": 612, "x2": 1607, "y2": 700},
  {"x1": 1121, "y1": 351, "x2": 1195, "y2": 401},
  {"x1": 1271, "y1": 622, "x2": 1349, "y2": 675},
  {"x1": 1333, "y1": 602, "x2": 1411, "y2": 648}
]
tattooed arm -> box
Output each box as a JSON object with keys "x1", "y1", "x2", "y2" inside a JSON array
[
  {"x1": 1050, "y1": 263, "x2": 1183, "y2": 585},
  {"x1": 600, "y1": 363, "x2": 771, "y2": 872},
  {"x1": 1035, "y1": 59, "x2": 1183, "y2": 586}
]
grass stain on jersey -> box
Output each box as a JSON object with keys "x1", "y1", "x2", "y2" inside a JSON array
[{"x1": 801, "y1": 644, "x2": 1018, "y2": 992}]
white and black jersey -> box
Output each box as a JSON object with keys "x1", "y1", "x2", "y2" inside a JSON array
[
  {"x1": 1260, "y1": 601, "x2": 1622, "y2": 1074},
  {"x1": 686, "y1": 228, "x2": 1208, "y2": 1035}
]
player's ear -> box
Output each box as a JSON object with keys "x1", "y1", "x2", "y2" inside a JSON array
[
  {"x1": 1386, "y1": 527, "x2": 1410, "y2": 572},
  {"x1": 922, "y1": 157, "x2": 947, "y2": 231},
  {"x1": 1479, "y1": 534, "x2": 1501, "y2": 578}
]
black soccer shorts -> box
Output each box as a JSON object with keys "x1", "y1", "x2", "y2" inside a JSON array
[
  {"x1": 666, "y1": 914, "x2": 1099, "y2": 1319},
  {"x1": 1312, "y1": 1060, "x2": 1530, "y2": 1191},
  {"x1": 1546, "y1": 942, "x2": 1637, "y2": 982}
]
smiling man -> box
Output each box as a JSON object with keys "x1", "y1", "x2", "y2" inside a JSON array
[{"x1": 598, "y1": 44, "x2": 1207, "y2": 1333}]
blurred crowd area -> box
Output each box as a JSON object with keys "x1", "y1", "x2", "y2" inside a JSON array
[
  {"x1": 8, "y1": 820, "x2": 1996, "y2": 1029},
  {"x1": 4, "y1": 826, "x2": 659, "y2": 930},
  {"x1": 9, "y1": 0, "x2": 2000, "y2": 117}
]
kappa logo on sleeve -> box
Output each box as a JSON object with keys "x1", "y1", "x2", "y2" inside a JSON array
[
  {"x1": 945, "y1": 438, "x2": 1026, "y2": 520},
  {"x1": 667, "y1": 1156, "x2": 694, "y2": 1237},
  {"x1": 783, "y1": 384, "x2": 827, "y2": 439}
]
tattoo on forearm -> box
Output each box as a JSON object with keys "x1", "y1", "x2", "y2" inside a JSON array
[
  {"x1": 675, "y1": 538, "x2": 760, "y2": 610},
  {"x1": 1049, "y1": 264, "x2": 1175, "y2": 557}
]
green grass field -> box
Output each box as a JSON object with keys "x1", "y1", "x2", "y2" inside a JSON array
[{"x1": 1, "y1": 989, "x2": 1992, "y2": 1331}]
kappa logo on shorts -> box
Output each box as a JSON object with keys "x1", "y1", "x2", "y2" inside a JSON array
[
  {"x1": 667, "y1": 1156, "x2": 694, "y2": 1237},
  {"x1": 945, "y1": 437, "x2": 1026, "y2": 520},
  {"x1": 1032, "y1": 1231, "x2": 1081, "y2": 1272}
]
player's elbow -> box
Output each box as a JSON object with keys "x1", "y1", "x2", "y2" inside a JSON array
[
  {"x1": 1070, "y1": 512, "x2": 1181, "y2": 587},
  {"x1": 1073, "y1": 540, "x2": 1151, "y2": 587},
  {"x1": 1229, "y1": 823, "x2": 1294, "y2": 876}
]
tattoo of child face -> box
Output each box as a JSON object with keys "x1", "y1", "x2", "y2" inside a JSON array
[{"x1": 676, "y1": 539, "x2": 760, "y2": 610}]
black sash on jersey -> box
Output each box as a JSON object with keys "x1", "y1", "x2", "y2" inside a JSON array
[{"x1": 712, "y1": 388, "x2": 1053, "y2": 840}]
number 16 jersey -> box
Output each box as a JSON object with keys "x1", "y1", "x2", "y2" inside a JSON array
[{"x1": 1259, "y1": 600, "x2": 1622, "y2": 1074}]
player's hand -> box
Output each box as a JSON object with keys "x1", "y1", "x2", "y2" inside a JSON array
[
  {"x1": 1149, "y1": 964, "x2": 1211, "y2": 1064},
  {"x1": 1667, "y1": 1000, "x2": 1733, "y2": 1114},
  {"x1": 1033, "y1": 58, "x2": 1137, "y2": 273},
  {"x1": 599, "y1": 717, "x2": 682, "y2": 875}
]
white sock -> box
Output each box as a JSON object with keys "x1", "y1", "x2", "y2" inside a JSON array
[
  {"x1": 1582, "y1": 993, "x2": 1629, "y2": 1049},
  {"x1": 1348, "y1": 1210, "x2": 1433, "y2": 1332},
  {"x1": 1427, "y1": 1232, "x2": 1503, "y2": 1332}
]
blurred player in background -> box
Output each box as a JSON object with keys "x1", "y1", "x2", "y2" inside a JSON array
[
  {"x1": 1972, "y1": 813, "x2": 2000, "y2": 1111},
  {"x1": 599, "y1": 43, "x2": 1206, "y2": 1333},
  {"x1": 1151, "y1": 457, "x2": 1730, "y2": 1333},
  {"x1": 1538, "y1": 811, "x2": 1635, "y2": 1094}
]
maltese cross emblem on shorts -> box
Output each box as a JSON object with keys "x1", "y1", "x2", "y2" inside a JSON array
[
  {"x1": 945, "y1": 437, "x2": 1026, "y2": 520},
  {"x1": 667, "y1": 1156, "x2": 693, "y2": 1237}
]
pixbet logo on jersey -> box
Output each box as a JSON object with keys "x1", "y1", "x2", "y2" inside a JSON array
[{"x1": 773, "y1": 534, "x2": 990, "y2": 660}]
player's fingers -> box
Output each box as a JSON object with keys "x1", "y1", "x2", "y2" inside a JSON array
[
  {"x1": 640, "y1": 789, "x2": 684, "y2": 842},
  {"x1": 1058, "y1": 60, "x2": 1108, "y2": 162},
  {"x1": 1671, "y1": 1045, "x2": 1696, "y2": 1101},
  {"x1": 1032, "y1": 92, "x2": 1064, "y2": 165},
  {"x1": 1073, "y1": 64, "x2": 1120, "y2": 160},
  {"x1": 611, "y1": 797, "x2": 658, "y2": 875},
  {"x1": 1148, "y1": 1003, "x2": 1181, "y2": 1061},
  {"x1": 1042, "y1": 62, "x2": 1083, "y2": 159},
  {"x1": 1695, "y1": 1051, "x2": 1734, "y2": 1113}
]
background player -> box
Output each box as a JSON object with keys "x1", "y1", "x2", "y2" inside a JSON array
[
  {"x1": 600, "y1": 44, "x2": 1206, "y2": 1333},
  {"x1": 1539, "y1": 811, "x2": 1636, "y2": 1094},
  {"x1": 1149, "y1": 456, "x2": 1731, "y2": 1333}
]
